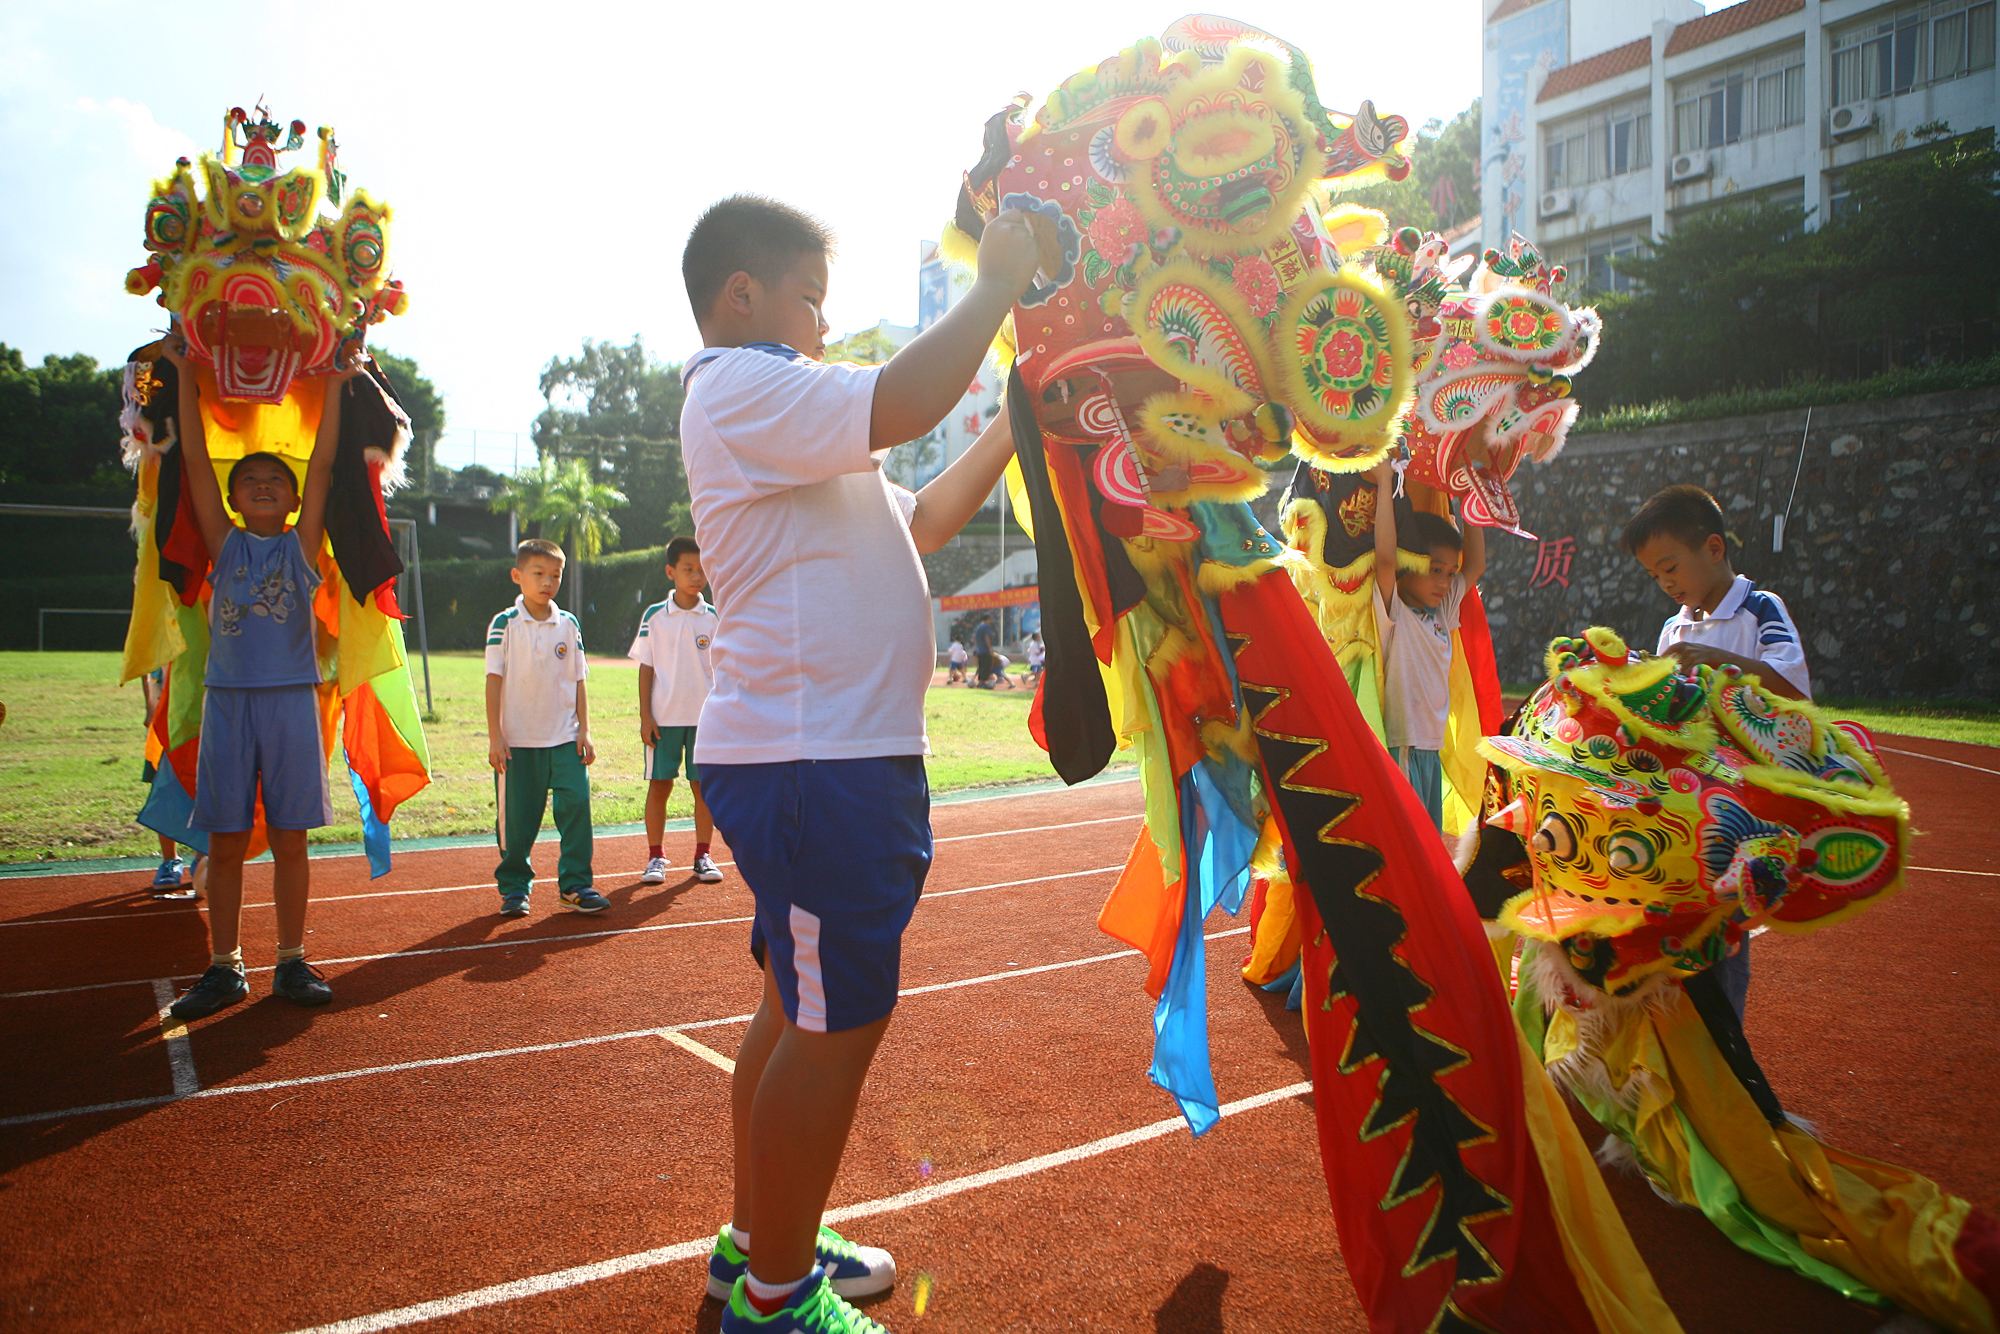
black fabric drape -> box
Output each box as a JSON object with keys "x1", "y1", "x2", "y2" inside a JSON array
[
  {"x1": 324, "y1": 368, "x2": 408, "y2": 603},
  {"x1": 1007, "y1": 365, "x2": 1114, "y2": 784}
]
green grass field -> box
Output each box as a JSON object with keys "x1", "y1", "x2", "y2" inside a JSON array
[{"x1": 0, "y1": 652, "x2": 1085, "y2": 864}]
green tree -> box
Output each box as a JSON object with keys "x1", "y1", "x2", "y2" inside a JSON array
[
  {"x1": 368, "y1": 348, "x2": 447, "y2": 487},
  {"x1": 488, "y1": 455, "x2": 562, "y2": 540},
  {"x1": 539, "y1": 457, "x2": 627, "y2": 611},
  {"x1": 1332, "y1": 99, "x2": 1481, "y2": 235},
  {"x1": 0, "y1": 345, "x2": 125, "y2": 495},
  {"x1": 535, "y1": 337, "x2": 689, "y2": 552}
]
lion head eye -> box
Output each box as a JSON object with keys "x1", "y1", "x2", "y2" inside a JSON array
[
  {"x1": 1532, "y1": 813, "x2": 1577, "y2": 861},
  {"x1": 1607, "y1": 832, "x2": 1655, "y2": 874}
]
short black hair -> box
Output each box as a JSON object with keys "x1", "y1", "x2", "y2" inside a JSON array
[
  {"x1": 516, "y1": 538, "x2": 565, "y2": 567},
  {"x1": 682, "y1": 196, "x2": 835, "y2": 324},
  {"x1": 1621, "y1": 484, "x2": 1726, "y2": 556},
  {"x1": 225, "y1": 451, "x2": 300, "y2": 500},
  {"x1": 665, "y1": 536, "x2": 700, "y2": 565},
  {"x1": 1405, "y1": 510, "x2": 1463, "y2": 555}
]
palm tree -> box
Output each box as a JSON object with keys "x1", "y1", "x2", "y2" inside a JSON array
[
  {"x1": 537, "y1": 457, "x2": 626, "y2": 610},
  {"x1": 488, "y1": 455, "x2": 563, "y2": 548}
]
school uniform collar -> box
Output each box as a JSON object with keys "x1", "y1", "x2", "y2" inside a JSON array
[
  {"x1": 682, "y1": 341, "x2": 805, "y2": 385},
  {"x1": 513, "y1": 593, "x2": 567, "y2": 625},
  {"x1": 662, "y1": 596, "x2": 714, "y2": 617},
  {"x1": 1677, "y1": 574, "x2": 1752, "y2": 623}
]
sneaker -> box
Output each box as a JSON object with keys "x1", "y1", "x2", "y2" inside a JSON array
[
  {"x1": 707, "y1": 1226, "x2": 896, "y2": 1301},
  {"x1": 720, "y1": 1268, "x2": 889, "y2": 1333},
  {"x1": 693, "y1": 853, "x2": 725, "y2": 885},
  {"x1": 167, "y1": 965, "x2": 249, "y2": 1021},
  {"x1": 641, "y1": 856, "x2": 670, "y2": 885},
  {"x1": 272, "y1": 958, "x2": 334, "y2": 1006},
  {"x1": 151, "y1": 857, "x2": 187, "y2": 891},
  {"x1": 499, "y1": 894, "x2": 530, "y2": 917},
  {"x1": 559, "y1": 887, "x2": 610, "y2": 914}
]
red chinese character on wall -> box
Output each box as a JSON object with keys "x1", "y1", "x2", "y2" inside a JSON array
[{"x1": 1530, "y1": 535, "x2": 1576, "y2": 590}]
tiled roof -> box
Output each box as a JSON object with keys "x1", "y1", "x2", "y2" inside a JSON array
[
  {"x1": 1665, "y1": 0, "x2": 1806, "y2": 56},
  {"x1": 1537, "y1": 36, "x2": 1653, "y2": 102},
  {"x1": 1487, "y1": 0, "x2": 1545, "y2": 21}
]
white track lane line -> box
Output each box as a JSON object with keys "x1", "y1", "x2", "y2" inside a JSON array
[
  {"x1": 286, "y1": 1073, "x2": 1310, "y2": 1334},
  {"x1": 4, "y1": 779, "x2": 1141, "y2": 882},
  {"x1": 150, "y1": 979, "x2": 201, "y2": 1097},
  {"x1": 1, "y1": 814, "x2": 1141, "y2": 929},
  {"x1": 0, "y1": 864, "x2": 1127, "y2": 1002},
  {"x1": 1878, "y1": 743, "x2": 2000, "y2": 779},
  {"x1": 658, "y1": 1030, "x2": 736, "y2": 1074},
  {"x1": 0, "y1": 927, "x2": 1249, "y2": 1129},
  {"x1": 1912, "y1": 865, "x2": 1999, "y2": 878}
]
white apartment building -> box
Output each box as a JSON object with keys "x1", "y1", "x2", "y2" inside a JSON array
[{"x1": 1484, "y1": 0, "x2": 1999, "y2": 293}]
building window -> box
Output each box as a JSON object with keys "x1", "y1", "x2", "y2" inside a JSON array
[
  {"x1": 1674, "y1": 51, "x2": 1804, "y2": 152},
  {"x1": 1558, "y1": 230, "x2": 1646, "y2": 295},
  {"x1": 1544, "y1": 101, "x2": 1651, "y2": 187},
  {"x1": 1831, "y1": 1, "x2": 1995, "y2": 104}
]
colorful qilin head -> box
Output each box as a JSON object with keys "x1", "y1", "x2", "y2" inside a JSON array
[
  {"x1": 126, "y1": 105, "x2": 407, "y2": 403},
  {"x1": 1477, "y1": 628, "x2": 1907, "y2": 995},
  {"x1": 949, "y1": 15, "x2": 1417, "y2": 547},
  {"x1": 1383, "y1": 235, "x2": 1599, "y2": 535}
]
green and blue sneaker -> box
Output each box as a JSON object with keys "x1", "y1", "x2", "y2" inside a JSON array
[
  {"x1": 498, "y1": 894, "x2": 530, "y2": 917},
  {"x1": 707, "y1": 1226, "x2": 896, "y2": 1301},
  {"x1": 559, "y1": 887, "x2": 610, "y2": 914},
  {"x1": 167, "y1": 965, "x2": 249, "y2": 1021},
  {"x1": 719, "y1": 1267, "x2": 889, "y2": 1333}
]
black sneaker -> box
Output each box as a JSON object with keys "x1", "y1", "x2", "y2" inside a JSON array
[
  {"x1": 167, "y1": 965, "x2": 249, "y2": 1021},
  {"x1": 272, "y1": 958, "x2": 334, "y2": 1006}
]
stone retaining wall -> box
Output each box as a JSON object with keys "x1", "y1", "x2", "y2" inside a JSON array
[{"x1": 1478, "y1": 387, "x2": 2000, "y2": 700}]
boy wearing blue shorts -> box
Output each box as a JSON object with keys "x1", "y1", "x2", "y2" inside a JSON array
[
  {"x1": 679, "y1": 196, "x2": 1039, "y2": 1332},
  {"x1": 485, "y1": 539, "x2": 608, "y2": 917},
  {"x1": 631, "y1": 535, "x2": 723, "y2": 886},
  {"x1": 162, "y1": 338, "x2": 355, "y2": 1021}
]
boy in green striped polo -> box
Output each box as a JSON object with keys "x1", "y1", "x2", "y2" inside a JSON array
[
  {"x1": 630, "y1": 536, "x2": 723, "y2": 885},
  {"x1": 484, "y1": 538, "x2": 607, "y2": 916}
]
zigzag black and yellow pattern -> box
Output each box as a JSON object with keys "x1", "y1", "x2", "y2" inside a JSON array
[{"x1": 1230, "y1": 622, "x2": 1513, "y2": 1324}]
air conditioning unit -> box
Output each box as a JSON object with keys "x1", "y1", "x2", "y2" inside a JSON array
[
  {"x1": 1539, "y1": 188, "x2": 1575, "y2": 219},
  {"x1": 1829, "y1": 101, "x2": 1876, "y2": 137},
  {"x1": 1669, "y1": 149, "x2": 1712, "y2": 183}
]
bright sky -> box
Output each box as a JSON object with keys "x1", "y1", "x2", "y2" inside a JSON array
[{"x1": 1, "y1": 0, "x2": 1682, "y2": 473}]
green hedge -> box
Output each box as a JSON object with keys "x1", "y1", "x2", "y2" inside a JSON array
[
  {"x1": 1577, "y1": 353, "x2": 2000, "y2": 434},
  {"x1": 417, "y1": 544, "x2": 673, "y2": 652}
]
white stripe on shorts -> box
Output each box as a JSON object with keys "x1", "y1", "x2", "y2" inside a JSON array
[
  {"x1": 790, "y1": 905, "x2": 828, "y2": 1033},
  {"x1": 644, "y1": 743, "x2": 654, "y2": 782},
  {"x1": 494, "y1": 769, "x2": 507, "y2": 851}
]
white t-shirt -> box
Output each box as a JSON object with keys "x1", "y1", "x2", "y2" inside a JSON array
[
  {"x1": 1377, "y1": 576, "x2": 1466, "y2": 752},
  {"x1": 627, "y1": 595, "x2": 717, "y2": 727},
  {"x1": 1658, "y1": 574, "x2": 1812, "y2": 698},
  {"x1": 679, "y1": 345, "x2": 932, "y2": 763},
  {"x1": 948, "y1": 642, "x2": 968, "y2": 666},
  {"x1": 485, "y1": 595, "x2": 587, "y2": 749}
]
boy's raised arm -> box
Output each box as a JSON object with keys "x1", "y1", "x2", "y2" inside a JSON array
[
  {"x1": 908, "y1": 400, "x2": 1013, "y2": 554},
  {"x1": 293, "y1": 350, "x2": 365, "y2": 560},
  {"x1": 1460, "y1": 512, "x2": 1487, "y2": 586},
  {"x1": 1371, "y1": 462, "x2": 1399, "y2": 609},
  {"x1": 869, "y1": 211, "x2": 1039, "y2": 452},
  {"x1": 161, "y1": 339, "x2": 231, "y2": 561}
]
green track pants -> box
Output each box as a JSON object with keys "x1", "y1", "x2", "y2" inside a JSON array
[{"x1": 494, "y1": 744, "x2": 593, "y2": 897}]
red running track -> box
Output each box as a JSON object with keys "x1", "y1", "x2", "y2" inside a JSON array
[{"x1": 1, "y1": 740, "x2": 1997, "y2": 1332}]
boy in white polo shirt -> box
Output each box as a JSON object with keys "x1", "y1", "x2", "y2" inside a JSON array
[
  {"x1": 678, "y1": 195, "x2": 1038, "y2": 1333},
  {"x1": 630, "y1": 535, "x2": 723, "y2": 886},
  {"x1": 1623, "y1": 483, "x2": 1812, "y2": 1020},
  {"x1": 484, "y1": 538, "x2": 607, "y2": 917}
]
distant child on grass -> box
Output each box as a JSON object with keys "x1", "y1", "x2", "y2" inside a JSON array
[
  {"x1": 1622, "y1": 483, "x2": 1813, "y2": 1019},
  {"x1": 630, "y1": 535, "x2": 723, "y2": 886},
  {"x1": 945, "y1": 638, "x2": 968, "y2": 684},
  {"x1": 484, "y1": 539, "x2": 607, "y2": 917},
  {"x1": 678, "y1": 194, "x2": 1039, "y2": 1333},
  {"x1": 160, "y1": 337, "x2": 355, "y2": 1021},
  {"x1": 1372, "y1": 461, "x2": 1486, "y2": 832}
]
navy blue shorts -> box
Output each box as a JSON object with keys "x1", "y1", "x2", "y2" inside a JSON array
[
  {"x1": 192, "y1": 684, "x2": 332, "y2": 833},
  {"x1": 702, "y1": 757, "x2": 932, "y2": 1033}
]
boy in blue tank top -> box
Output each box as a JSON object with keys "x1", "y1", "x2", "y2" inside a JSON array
[{"x1": 162, "y1": 337, "x2": 360, "y2": 1021}]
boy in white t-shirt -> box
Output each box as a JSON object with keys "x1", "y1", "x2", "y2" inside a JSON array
[
  {"x1": 945, "y1": 639, "x2": 968, "y2": 684},
  {"x1": 484, "y1": 539, "x2": 607, "y2": 917},
  {"x1": 630, "y1": 535, "x2": 722, "y2": 886},
  {"x1": 678, "y1": 195, "x2": 1038, "y2": 1332},
  {"x1": 1372, "y1": 462, "x2": 1486, "y2": 832}
]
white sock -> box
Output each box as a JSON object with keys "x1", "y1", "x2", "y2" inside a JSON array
[
  {"x1": 729, "y1": 1225, "x2": 751, "y2": 1253},
  {"x1": 276, "y1": 944, "x2": 306, "y2": 964},
  {"x1": 746, "y1": 1271, "x2": 811, "y2": 1309},
  {"x1": 212, "y1": 946, "x2": 245, "y2": 974}
]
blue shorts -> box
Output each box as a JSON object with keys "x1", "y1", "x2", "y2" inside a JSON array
[
  {"x1": 647, "y1": 726, "x2": 699, "y2": 782},
  {"x1": 192, "y1": 684, "x2": 332, "y2": 833},
  {"x1": 702, "y1": 757, "x2": 932, "y2": 1033}
]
